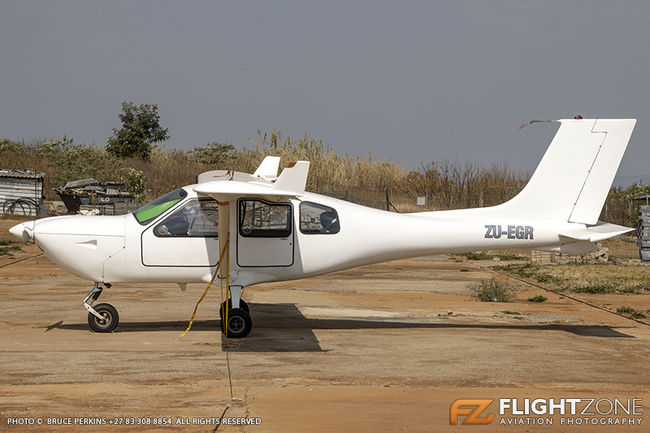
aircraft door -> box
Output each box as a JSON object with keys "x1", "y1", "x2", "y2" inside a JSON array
[
  {"x1": 141, "y1": 199, "x2": 219, "y2": 266},
  {"x1": 237, "y1": 199, "x2": 294, "y2": 267}
]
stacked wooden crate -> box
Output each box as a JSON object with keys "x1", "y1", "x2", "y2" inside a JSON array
[{"x1": 638, "y1": 205, "x2": 650, "y2": 261}]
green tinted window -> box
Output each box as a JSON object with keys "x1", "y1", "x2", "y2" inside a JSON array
[
  {"x1": 133, "y1": 189, "x2": 188, "y2": 225},
  {"x1": 153, "y1": 199, "x2": 219, "y2": 237}
]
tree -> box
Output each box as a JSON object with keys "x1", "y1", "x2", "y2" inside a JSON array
[
  {"x1": 189, "y1": 141, "x2": 236, "y2": 167},
  {"x1": 106, "y1": 101, "x2": 169, "y2": 160}
]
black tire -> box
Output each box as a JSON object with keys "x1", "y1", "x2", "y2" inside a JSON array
[
  {"x1": 87, "y1": 303, "x2": 119, "y2": 333},
  {"x1": 220, "y1": 299, "x2": 249, "y2": 317},
  {"x1": 220, "y1": 308, "x2": 252, "y2": 338}
]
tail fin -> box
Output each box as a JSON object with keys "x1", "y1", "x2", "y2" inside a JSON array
[
  {"x1": 253, "y1": 156, "x2": 281, "y2": 180},
  {"x1": 273, "y1": 161, "x2": 310, "y2": 195},
  {"x1": 502, "y1": 118, "x2": 636, "y2": 224}
]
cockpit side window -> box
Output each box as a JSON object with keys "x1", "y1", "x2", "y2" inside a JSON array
[
  {"x1": 299, "y1": 202, "x2": 340, "y2": 234},
  {"x1": 239, "y1": 199, "x2": 291, "y2": 238},
  {"x1": 153, "y1": 199, "x2": 219, "y2": 237},
  {"x1": 133, "y1": 188, "x2": 188, "y2": 225}
]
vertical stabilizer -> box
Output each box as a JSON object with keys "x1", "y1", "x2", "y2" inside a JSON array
[
  {"x1": 500, "y1": 119, "x2": 636, "y2": 223},
  {"x1": 273, "y1": 161, "x2": 310, "y2": 195},
  {"x1": 253, "y1": 156, "x2": 281, "y2": 179}
]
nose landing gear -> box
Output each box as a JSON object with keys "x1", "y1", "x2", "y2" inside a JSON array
[{"x1": 83, "y1": 283, "x2": 119, "y2": 333}]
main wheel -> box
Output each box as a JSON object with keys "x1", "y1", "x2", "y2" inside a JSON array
[
  {"x1": 220, "y1": 299, "x2": 249, "y2": 317},
  {"x1": 220, "y1": 308, "x2": 252, "y2": 338},
  {"x1": 88, "y1": 303, "x2": 119, "y2": 333}
]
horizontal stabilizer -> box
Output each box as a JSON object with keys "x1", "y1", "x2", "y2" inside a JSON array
[
  {"x1": 559, "y1": 222, "x2": 633, "y2": 242},
  {"x1": 273, "y1": 161, "x2": 310, "y2": 195}
]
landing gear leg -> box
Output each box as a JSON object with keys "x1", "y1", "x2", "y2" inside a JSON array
[
  {"x1": 219, "y1": 286, "x2": 249, "y2": 316},
  {"x1": 220, "y1": 285, "x2": 252, "y2": 338},
  {"x1": 83, "y1": 283, "x2": 119, "y2": 333}
]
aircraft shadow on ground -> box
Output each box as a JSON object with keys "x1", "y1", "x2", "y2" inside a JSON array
[{"x1": 44, "y1": 302, "x2": 635, "y2": 352}]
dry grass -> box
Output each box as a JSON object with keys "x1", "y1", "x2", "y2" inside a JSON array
[
  {"x1": 496, "y1": 262, "x2": 650, "y2": 294},
  {"x1": 1, "y1": 133, "x2": 533, "y2": 210},
  {"x1": 553, "y1": 265, "x2": 650, "y2": 293}
]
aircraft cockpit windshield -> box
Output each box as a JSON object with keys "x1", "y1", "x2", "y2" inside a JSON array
[{"x1": 133, "y1": 188, "x2": 188, "y2": 225}]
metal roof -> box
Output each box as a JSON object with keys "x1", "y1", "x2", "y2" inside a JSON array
[{"x1": 0, "y1": 169, "x2": 45, "y2": 179}]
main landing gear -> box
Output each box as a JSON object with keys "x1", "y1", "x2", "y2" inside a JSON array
[
  {"x1": 219, "y1": 286, "x2": 252, "y2": 338},
  {"x1": 81, "y1": 283, "x2": 252, "y2": 337},
  {"x1": 83, "y1": 283, "x2": 119, "y2": 333}
]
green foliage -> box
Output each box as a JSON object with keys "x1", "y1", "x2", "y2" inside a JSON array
[
  {"x1": 106, "y1": 101, "x2": 169, "y2": 160},
  {"x1": 494, "y1": 263, "x2": 541, "y2": 278},
  {"x1": 456, "y1": 251, "x2": 492, "y2": 260},
  {"x1": 454, "y1": 251, "x2": 527, "y2": 261},
  {"x1": 189, "y1": 142, "x2": 236, "y2": 166},
  {"x1": 527, "y1": 295, "x2": 548, "y2": 303},
  {"x1": 604, "y1": 184, "x2": 650, "y2": 225},
  {"x1": 34, "y1": 138, "x2": 123, "y2": 186},
  {"x1": 494, "y1": 263, "x2": 564, "y2": 285},
  {"x1": 573, "y1": 284, "x2": 615, "y2": 294},
  {"x1": 0, "y1": 138, "x2": 24, "y2": 152},
  {"x1": 616, "y1": 306, "x2": 647, "y2": 319},
  {"x1": 119, "y1": 167, "x2": 146, "y2": 201},
  {"x1": 471, "y1": 277, "x2": 514, "y2": 302},
  {"x1": 494, "y1": 252, "x2": 527, "y2": 261},
  {"x1": 0, "y1": 241, "x2": 21, "y2": 256}
]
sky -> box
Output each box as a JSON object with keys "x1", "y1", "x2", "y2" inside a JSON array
[{"x1": 1, "y1": 1, "x2": 649, "y2": 181}]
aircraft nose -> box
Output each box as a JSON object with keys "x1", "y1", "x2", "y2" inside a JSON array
[
  {"x1": 8, "y1": 221, "x2": 35, "y2": 243},
  {"x1": 9, "y1": 222, "x2": 26, "y2": 238}
]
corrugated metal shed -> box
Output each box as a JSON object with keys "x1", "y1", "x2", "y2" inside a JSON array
[
  {"x1": 0, "y1": 169, "x2": 45, "y2": 216},
  {"x1": 0, "y1": 169, "x2": 46, "y2": 179}
]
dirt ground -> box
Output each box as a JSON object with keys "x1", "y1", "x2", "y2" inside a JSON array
[{"x1": 1, "y1": 219, "x2": 649, "y2": 432}]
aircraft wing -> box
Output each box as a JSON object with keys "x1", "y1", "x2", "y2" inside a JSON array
[
  {"x1": 194, "y1": 180, "x2": 299, "y2": 200},
  {"x1": 194, "y1": 160, "x2": 310, "y2": 201}
]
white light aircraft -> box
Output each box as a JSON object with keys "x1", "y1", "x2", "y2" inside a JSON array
[{"x1": 9, "y1": 118, "x2": 637, "y2": 337}]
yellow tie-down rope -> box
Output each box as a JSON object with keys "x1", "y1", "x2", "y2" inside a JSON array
[{"x1": 178, "y1": 202, "x2": 230, "y2": 340}]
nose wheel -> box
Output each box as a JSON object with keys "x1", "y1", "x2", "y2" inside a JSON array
[
  {"x1": 87, "y1": 303, "x2": 119, "y2": 333},
  {"x1": 83, "y1": 283, "x2": 119, "y2": 333}
]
